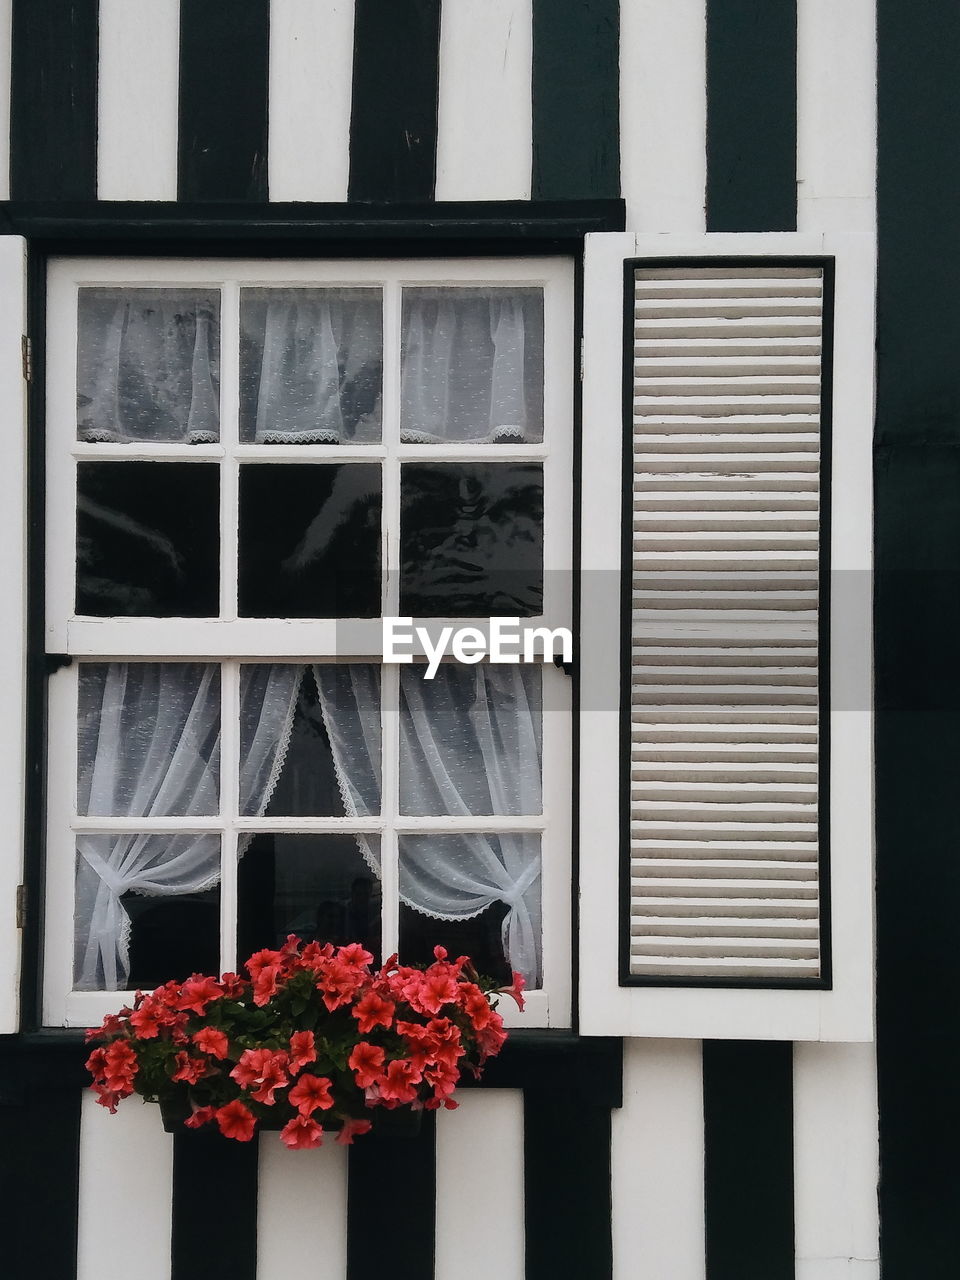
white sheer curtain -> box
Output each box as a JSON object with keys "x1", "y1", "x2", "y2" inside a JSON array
[
  {"x1": 400, "y1": 288, "x2": 544, "y2": 444},
  {"x1": 240, "y1": 290, "x2": 382, "y2": 443},
  {"x1": 77, "y1": 290, "x2": 220, "y2": 444}
]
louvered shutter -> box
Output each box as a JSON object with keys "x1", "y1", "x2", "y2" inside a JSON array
[
  {"x1": 628, "y1": 261, "x2": 825, "y2": 982},
  {"x1": 578, "y1": 232, "x2": 874, "y2": 1041}
]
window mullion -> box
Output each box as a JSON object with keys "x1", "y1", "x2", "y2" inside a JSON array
[
  {"x1": 220, "y1": 660, "x2": 240, "y2": 975},
  {"x1": 220, "y1": 280, "x2": 241, "y2": 621},
  {"x1": 380, "y1": 661, "x2": 400, "y2": 959}
]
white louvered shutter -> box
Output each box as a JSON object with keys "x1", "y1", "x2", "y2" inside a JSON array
[
  {"x1": 578, "y1": 232, "x2": 874, "y2": 1041},
  {"x1": 628, "y1": 263, "x2": 824, "y2": 982}
]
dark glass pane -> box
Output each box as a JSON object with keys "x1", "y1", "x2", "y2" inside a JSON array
[
  {"x1": 400, "y1": 463, "x2": 543, "y2": 615},
  {"x1": 240, "y1": 288, "x2": 382, "y2": 443},
  {"x1": 237, "y1": 833, "x2": 381, "y2": 962},
  {"x1": 400, "y1": 287, "x2": 544, "y2": 444},
  {"x1": 399, "y1": 832, "x2": 541, "y2": 985},
  {"x1": 77, "y1": 287, "x2": 220, "y2": 443},
  {"x1": 123, "y1": 887, "x2": 221, "y2": 989},
  {"x1": 76, "y1": 461, "x2": 219, "y2": 617},
  {"x1": 238, "y1": 463, "x2": 381, "y2": 617}
]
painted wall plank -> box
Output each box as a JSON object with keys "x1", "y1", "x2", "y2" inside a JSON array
[
  {"x1": 348, "y1": 0, "x2": 441, "y2": 202},
  {"x1": 620, "y1": 0, "x2": 706, "y2": 233},
  {"x1": 179, "y1": 0, "x2": 270, "y2": 202},
  {"x1": 268, "y1": 0, "x2": 355, "y2": 203},
  {"x1": 0, "y1": 0, "x2": 11, "y2": 201},
  {"x1": 794, "y1": 1043, "x2": 879, "y2": 1279},
  {"x1": 435, "y1": 1091, "x2": 525, "y2": 1280},
  {"x1": 172, "y1": 1130, "x2": 259, "y2": 1280},
  {"x1": 435, "y1": 0, "x2": 532, "y2": 202},
  {"x1": 347, "y1": 1112, "x2": 436, "y2": 1280},
  {"x1": 97, "y1": 0, "x2": 179, "y2": 201},
  {"x1": 77, "y1": 1092, "x2": 173, "y2": 1280},
  {"x1": 611, "y1": 1040, "x2": 705, "y2": 1280},
  {"x1": 258, "y1": 1137, "x2": 348, "y2": 1276},
  {"x1": 531, "y1": 0, "x2": 619, "y2": 200},
  {"x1": 706, "y1": 0, "x2": 797, "y2": 231},
  {"x1": 10, "y1": 0, "x2": 98, "y2": 201},
  {"x1": 797, "y1": 0, "x2": 876, "y2": 232}
]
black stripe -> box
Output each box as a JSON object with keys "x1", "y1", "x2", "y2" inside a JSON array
[
  {"x1": 706, "y1": 0, "x2": 797, "y2": 232},
  {"x1": 876, "y1": 2, "x2": 960, "y2": 1275},
  {"x1": 172, "y1": 1130, "x2": 259, "y2": 1280},
  {"x1": 9, "y1": 1, "x2": 98, "y2": 202},
  {"x1": 178, "y1": 0, "x2": 270, "y2": 202},
  {"x1": 523, "y1": 1092, "x2": 612, "y2": 1279},
  {"x1": 703, "y1": 1041, "x2": 795, "y2": 1280},
  {"x1": 348, "y1": 0, "x2": 441, "y2": 203},
  {"x1": 347, "y1": 1111, "x2": 436, "y2": 1279},
  {"x1": 531, "y1": 0, "x2": 619, "y2": 201}
]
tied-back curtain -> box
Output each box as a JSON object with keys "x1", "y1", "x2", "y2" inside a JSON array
[
  {"x1": 400, "y1": 288, "x2": 545, "y2": 444},
  {"x1": 77, "y1": 290, "x2": 220, "y2": 444},
  {"x1": 240, "y1": 290, "x2": 383, "y2": 443}
]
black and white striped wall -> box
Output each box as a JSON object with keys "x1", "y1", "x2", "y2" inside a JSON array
[{"x1": 2, "y1": 0, "x2": 956, "y2": 1276}]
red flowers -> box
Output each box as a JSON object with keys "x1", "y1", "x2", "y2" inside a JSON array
[{"x1": 85, "y1": 934, "x2": 512, "y2": 1148}]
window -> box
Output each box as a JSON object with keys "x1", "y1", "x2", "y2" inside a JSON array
[{"x1": 42, "y1": 257, "x2": 574, "y2": 1030}]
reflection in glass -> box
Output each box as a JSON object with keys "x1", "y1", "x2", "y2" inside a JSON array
[
  {"x1": 76, "y1": 461, "x2": 220, "y2": 617},
  {"x1": 240, "y1": 288, "x2": 382, "y2": 443},
  {"x1": 77, "y1": 287, "x2": 220, "y2": 443},
  {"x1": 399, "y1": 832, "x2": 541, "y2": 985},
  {"x1": 400, "y1": 287, "x2": 544, "y2": 443},
  {"x1": 121, "y1": 886, "x2": 220, "y2": 991},
  {"x1": 238, "y1": 834, "x2": 381, "y2": 963},
  {"x1": 400, "y1": 463, "x2": 543, "y2": 615},
  {"x1": 238, "y1": 463, "x2": 382, "y2": 617}
]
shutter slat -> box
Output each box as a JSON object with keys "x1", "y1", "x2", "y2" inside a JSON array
[{"x1": 628, "y1": 262, "x2": 824, "y2": 981}]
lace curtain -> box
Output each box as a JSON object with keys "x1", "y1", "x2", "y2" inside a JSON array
[{"x1": 75, "y1": 662, "x2": 542, "y2": 990}]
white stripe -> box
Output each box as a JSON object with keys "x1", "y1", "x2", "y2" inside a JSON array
[
  {"x1": 612, "y1": 1039, "x2": 705, "y2": 1280},
  {"x1": 0, "y1": 234, "x2": 25, "y2": 1032},
  {"x1": 435, "y1": 0, "x2": 532, "y2": 201},
  {"x1": 268, "y1": 0, "x2": 355, "y2": 202},
  {"x1": 0, "y1": 0, "x2": 11, "y2": 201},
  {"x1": 794, "y1": 1042, "x2": 880, "y2": 1279},
  {"x1": 435, "y1": 1091, "x2": 525, "y2": 1280},
  {"x1": 620, "y1": 0, "x2": 707, "y2": 233},
  {"x1": 257, "y1": 1134, "x2": 348, "y2": 1276},
  {"x1": 76, "y1": 1092, "x2": 173, "y2": 1280},
  {"x1": 797, "y1": 0, "x2": 876, "y2": 232},
  {"x1": 97, "y1": 0, "x2": 179, "y2": 201}
]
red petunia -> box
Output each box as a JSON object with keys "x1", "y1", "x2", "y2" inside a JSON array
[
  {"x1": 348, "y1": 1041, "x2": 385, "y2": 1089},
  {"x1": 378, "y1": 1058, "x2": 422, "y2": 1105},
  {"x1": 352, "y1": 991, "x2": 395, "y2": 1034},
  {"x1": 499, "y1": 971, "x2": 526, "y2": 1012},
  {"x1": 280, "y1": 1115, "x2": 324, "y2": 1150},
  {"x1": 184, "y1": 1106, "x2": 216, "y2": 1130},
  {"x1": 171, "y1": 1051, "x2": 208, "y2": 1084},
  {"x1": 288, "y1": 1030, "x2": 316, "y2": 1072},
  {"x1": 177, "y1": 976, "x2": 222, "y2": 1015},
  {"x1": 216, "y1": 1100, "x2": 256, "y2": 1142},
  {"x1": 192, "y1": 1027, "x2": 230, "y2": 1060},
  {"x1": 288, "y1": 1073, "x2": 334, "y2": 1115},
  {"x1": 252, "y1": 965, "x2": 281, "y2": 1007},
  {"x1": 129, "y1": 1000, "x2": 164, "y2": 1039},
  {"x1": 335, "y1": 1117, "x2": 373, "y2": 1145},
  {"x1": 230, "y1": 1048, "x2": 290, "y2": 1105},
  {"x1": 245, "y1": 949, "x2": 281, "y2": 980}
]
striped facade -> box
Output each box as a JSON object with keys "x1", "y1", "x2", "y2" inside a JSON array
[{"x1": 0, "y1": 1, "x2": 951, "y2": 1277}]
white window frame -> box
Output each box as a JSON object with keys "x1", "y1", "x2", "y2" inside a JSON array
[
  {"x1": 578, "y1": 231, "x2": 875, "y2": 1042},
  {"x1": 42, "y1": 255, "x2": 574, "y2": 1030}
]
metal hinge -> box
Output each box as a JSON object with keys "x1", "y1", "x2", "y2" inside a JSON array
[
  {"x1": 21, "y1": 335, "x2": 32, "y2": 383},
  {"x1": 15, "y1": 884, "x2": 25, "y2": 929}
]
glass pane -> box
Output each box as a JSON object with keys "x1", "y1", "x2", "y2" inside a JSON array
[
  {"x1": 400, "y1": 665, "x2": 541, "y2": 816},
  {"x1": 401, "y1": 287, "x2": 544, "y2": 443},
  {"x1": 238, "y1": 463, "x2": 382, "y2": 617},
  {"x1": 239, "y1": 664, "x2": 381, "y2": 818},
  {"x1": 238, "y1": 834, "x2": 381, "y2": 963},
  {"x1": 74, "y1": 834, "x2": 221, "y2": 990},
  {"x1": 240, "y1": 288, "x2": 382, "y2": 443},
  {"x1": 78, "y1": 663, "x2": 220, "y2": 817},
  {"x1": 400, "y1": 462, "x2": 543, "y2": 615},
  {"x1": 77, "y1": 287, "x2": 220, "y2": 443},
  {"x1": 77, "y1": 461, "x2": 219, "y2": 617},
  {"x1": 399, "y1": 832, "x2": 541, "y2": 985}
]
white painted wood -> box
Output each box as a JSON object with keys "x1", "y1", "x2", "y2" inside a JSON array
[
  {"x1": 0, "y1": 236, "x2": 26, "y2": 1032},
  {"x1": 435, "y1": 1091, "x2": 525, "y2": 1280},
  {"x1": 97, "y1": 0, "x2": 179, "y2": 201},
  {"x1": 77, "y1": 1092, "x2": 173, "y2": 1280},
  {"x1": 797, "y1": 0, "x2": 876, "y2": 233},
  {"x1": 612, "y1": 1039, "x2": 705, "y2": 1280},
  {"x1": 268, "y1": 0, "x2": 355, "y2": 202},
  {"x1": 435, "y1": 0, "x2": 532, "y2": 201},
  {"x1": 794, "y1": 1043, "x2": 880, "y2": 1279},
  {"x1": 620, "y1": 0, "x2": 706, "y2": 234},
  {"x1": 0, "y1": 0, "x2": 12, "y2": 202},
  {"x1": 579, "y1": 231, "x2": 875, "y2": 1041},
  {"x1": 258, "y1": 1137, "x2": 348, "y2": 1277}
]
